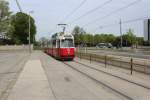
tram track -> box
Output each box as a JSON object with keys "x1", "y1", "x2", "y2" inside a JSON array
[
  {"x1": 63, "y1": 61, "x2": 133, "y2": 100},
  {"x1": 74, "y1": 60, "x2": 150, "y2": 90}
]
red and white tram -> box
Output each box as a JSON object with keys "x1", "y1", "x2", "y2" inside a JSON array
[{"x1": 44, "y1": 32, "x2": 75, "y2": 60}]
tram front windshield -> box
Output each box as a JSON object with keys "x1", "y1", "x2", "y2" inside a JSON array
[{"x1": 61, "y1": 39, "x2": 74, "y2": 47}]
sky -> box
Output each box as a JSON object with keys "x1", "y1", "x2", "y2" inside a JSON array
[{"x1": 7, "y1": 0, "x2": 150, "y2": 39}]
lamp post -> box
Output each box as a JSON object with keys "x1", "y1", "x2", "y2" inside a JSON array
[{"x1": 28, "y1": 11, "x2": 34, "y2": 53}]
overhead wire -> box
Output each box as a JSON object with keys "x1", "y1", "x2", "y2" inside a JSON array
[
  {"x1": 51, "y1": 0, "x2": 87, "y2": 34},
  {"x1": 92, "y1": 15, "x2": 150, "y2": 32},
  {"x1": 82, "y1": 0, "x2": 142, "y2": 27},
  {"x1": 59, "y1": 0, "x2": 87, "y2": 23},
  {"x1": 68, "y1": 0, "x2": 113, "y2": 24}
]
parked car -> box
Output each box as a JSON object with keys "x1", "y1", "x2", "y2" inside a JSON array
[{"x1": 96, "y1": 43, "x2": 113, "y2": 48}]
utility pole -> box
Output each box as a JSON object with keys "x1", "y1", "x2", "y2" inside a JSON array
[
  {"x1": 28, "y1": 14, "x2": 31, "y2": 53},
  {"x1": 119, "y1": 19, "x2": 123, "y2": 49},
  {"x1": 28, "y1": 11, "x2": 34, "y2": 53},
  {"x1": 0, "y1": 9, "x2": 2, "y2": 23},
  {"x1": 92, "y1": 33, "x2": 94, "y2": 47},
  {"x1": 0, "y1": 9, "x2": 1, "y2": 18},
  {"x1": 15, "y1": 0, "x2": 23, "y2": 12}
]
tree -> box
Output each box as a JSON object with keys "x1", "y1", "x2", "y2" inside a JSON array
[
  {"x1": 11, "y1": 12, "x2": 36, "y2": 44},
  {"x1": 122, "y1": 28, "x2": 136, "y2": 47},
  {"x1": 72, "y1": 26, "x2": 86, "y2": 45},
  {"x1": 84, "y1": 34, "x2": 93, "y2": 46},
  {"x1": 136, "y1": 37, "x2": 144, "y2": 46},
  {"x1": 72, "y1": 26, "x2": 80, "y2": 44},
  {"x1": 93, "y1": 33, "x2": 116, "y2": 45},
  {"x1": 0, "y1": 0, "x2": 12, "y2": 34},
  {"x1": 39, "y1": 37, "x2": 49, "y2": 47}
]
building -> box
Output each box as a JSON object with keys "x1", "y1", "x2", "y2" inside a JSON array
[{"x1": 144, "y1": 19, "x2": 150, "y2": 41}]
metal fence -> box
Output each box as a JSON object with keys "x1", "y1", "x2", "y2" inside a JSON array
[{"x1": 75, "y1": 52, "x2": 150, "y2": 75}]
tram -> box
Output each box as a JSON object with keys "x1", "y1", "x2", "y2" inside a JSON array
[{"x1": 44, "y1": 32, "x2": 75, "y2": 60}]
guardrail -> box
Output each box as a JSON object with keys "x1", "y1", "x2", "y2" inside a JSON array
[{"x1": 75, "y1": 52, "x2": 150, "y2": 75}]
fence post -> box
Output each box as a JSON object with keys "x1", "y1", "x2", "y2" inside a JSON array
[
  {"x1": 90, "y1": 54, "x2": 91, "y2": 63},
  {"x1": 80, "y1": 52, "x2": 81, "y2": 60},
  {"x1": 119, "y1": 57, "x2": 121, "y2": 67},
  {"x1": 105, "y1": 55, "x2": 107, "y2": 68},
  {"x1": 130, "y1": 58, "x2": 133, "y2": 75}
]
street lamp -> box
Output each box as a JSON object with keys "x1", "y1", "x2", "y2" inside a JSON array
[{"x1": 28, "y1": 11, "x2": 34, "y2": 53}]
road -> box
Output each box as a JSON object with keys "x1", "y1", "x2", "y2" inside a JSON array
[
  {"x1": 1, "y1": 51, "x2": 150, "y2": 100},
  {"x1": 79, "y1": 48, "x2": 150, "y2": 59},
  {"x1": 0, "y1": 51, "x2": 29, "y2": 100}
]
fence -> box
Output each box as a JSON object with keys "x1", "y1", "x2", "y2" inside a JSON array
[{"x1": 75, "y1": 52, "x2": 150, "y2": 75}]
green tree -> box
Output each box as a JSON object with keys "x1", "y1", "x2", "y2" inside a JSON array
[
  {"x1": 122, "y1": 28, "x2": 136, "y2": 46},
  {"x1": 72, "y1": 26, "x2": 80, "y2": 44},
  {"x1": 93, "y1": 33, "x2": 116, "y2": 45},
  {"x1": 72, "y1": 26, "x2": 86, "y2": 45},
  {"x1": 0, "y1": 0, "x2": 12, "y2": 34},
  {"x1": 94, "y1": 34, "x2": 100, "y2": 44},
  {"x1": 84, "y1": 34, "x2": 93, "y2": 46},
  {"x1": 11, "y1": 12, "x2": 36, "y2": 44},
  {"x1": 136, "y1": 37, "x2": 144, "y2": 46},
  {"x1": 72, "y1": 26, "x2": 116, "y2": 46},
  {"x1": 39, "y1": 37, "x2": 49, "y2": 47}
]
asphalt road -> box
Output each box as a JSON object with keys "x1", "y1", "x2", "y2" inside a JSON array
[
  {"x1": 0, "y1": 51, "x2": 29, "y2": 100},
  {"x1": 80, "y1": 48, "x2": 150, "y2": 59}
]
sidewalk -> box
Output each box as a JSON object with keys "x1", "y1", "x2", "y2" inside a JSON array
[{"x1": 7, "y1": 59, "x2": 55, "y2": 100}]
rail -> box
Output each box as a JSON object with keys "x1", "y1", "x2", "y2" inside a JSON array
[{"x1": 75, "y1": 52, "x2": 150, "y2": 75}]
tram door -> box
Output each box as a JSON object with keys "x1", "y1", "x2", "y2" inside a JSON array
[{"x1": 56, "y1": 40, "x2": 60, "y2": 58}]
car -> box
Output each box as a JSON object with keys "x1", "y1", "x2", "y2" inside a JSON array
[
  {"x1": 107, "y1": 43, "x2": 113, "y2": 48},
  {"x1": 96, "y1": 43, "x2": 113, "y2": 48}
]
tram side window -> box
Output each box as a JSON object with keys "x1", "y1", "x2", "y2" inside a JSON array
[
  {"x1": 50, "y1": 41, "x2": 53, "y2": 48},
  {"x1": 57, "y1": 40, "x2": 60, "y2": 48},
  {"x1": 48, "y1": 41, "x2": 52, "y2": 48},
  {"x1": 52, "y1": 40, "x2": 56, "y2": 48}
]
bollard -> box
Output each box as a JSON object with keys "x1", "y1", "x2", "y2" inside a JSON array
[
  {"x1": 130, "y1": 58, "x2": 133, "y2": 75},
  {"x1": 105, "y1": 55, "x2": 107, "y2": 68}
]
